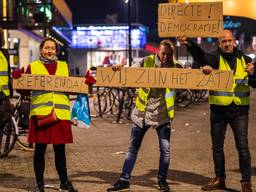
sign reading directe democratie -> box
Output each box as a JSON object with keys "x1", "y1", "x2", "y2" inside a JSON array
[{"x1": 158, "y1": 2, "x2": 223, "y2": 37}]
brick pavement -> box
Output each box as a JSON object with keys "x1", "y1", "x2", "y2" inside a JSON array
[{"x1": 0, "y1": 90, "x2": 256, "y2": 192}]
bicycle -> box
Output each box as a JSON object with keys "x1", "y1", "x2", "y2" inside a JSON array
[
  {"x1": 0, "y1": 99, "x2": 18, "y2": 157},
  {"x1": 13, "y1": 95, "x2": 34, "y2": 151},
  {"x1": 0, "y1": 95, "x2": 34, "y2": 158}
]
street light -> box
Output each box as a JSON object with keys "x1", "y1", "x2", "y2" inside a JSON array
[
  {"x1": 122, "y1": 0, "x2": 132, "y2": 66},
  {"x1": 127, "y1": 0, "x2": 132, "y2": 67}
]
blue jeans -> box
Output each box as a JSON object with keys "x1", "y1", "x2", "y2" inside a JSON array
[
  {"x1": 210, "y1": 108, "x2": 251, "y2": 182},
  {"x1": 120, "y1": 123, "x2": 171, "y2": 181}
]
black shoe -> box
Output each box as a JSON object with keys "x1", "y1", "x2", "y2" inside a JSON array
[
  {"x1": 60, "y1": 181, "x2": 78, "y2": 192},
  {"x1": 201, "y1": 177, "x2": 226, "y2": 191},
  {"x1": 35, "y1": 184, "x2": 44, "y2": 192},
  {"x1": 158, "y1": 179, "x2": 170, "y2": 192},
  {"x1": 241, "y1": 181, "x2": 252, "y2": 192},
  {"x1": 107, "y1": 179, "x2": 130, "y2": 191}
]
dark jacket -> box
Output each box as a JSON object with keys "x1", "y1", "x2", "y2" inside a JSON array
[{"x1": 186, "y1": 40, "x2": 255, "y2": 111}]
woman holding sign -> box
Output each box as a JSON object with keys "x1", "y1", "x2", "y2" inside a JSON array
[{"x1": 12, "y1": 38, "x2": 77, "y2": 192}]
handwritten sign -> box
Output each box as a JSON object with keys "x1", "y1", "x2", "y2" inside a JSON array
[
  {"x1": 96, "y1": 67, "x2": 232, "y2": 90},
  {"x1": 158, "y1": 2, "x2": 223, "y2": 37},
  {"x1": 13, "y1": 74, "x2": 90, "y2": 94}
]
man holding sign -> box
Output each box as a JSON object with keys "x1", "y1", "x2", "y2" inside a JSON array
[
  {"x1": 107, "y1": 40, "x2": 176, "y2": 192},
  {"x1": 178, "y1": 29, "x2": 255, "y2": 192}
]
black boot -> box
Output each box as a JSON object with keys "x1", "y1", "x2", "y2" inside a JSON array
[
  {"x1": 35, "y1": 182, "x2": 44, "y2": 192},
  {"x1": 158, "y1": 179, "x2": 170, "y2": 192},
  {"x1": 107, "y1": 179, "x2": 130, "y2": 191},
  {"x1": 60, "y1": 181, "x2": 78, "y2": 192},
  {"x1": 241, "y1": 181, "x2": 252, "y2": 192}
]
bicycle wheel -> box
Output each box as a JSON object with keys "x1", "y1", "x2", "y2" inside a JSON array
[
  {"x1": 88, "y1": 93, "x2": 107, "y2": 118},
  {"x1": 0, "y1": 113, "x2": 17, "y2": 157},
  {"x1": 16, "y1": 116, "x2": 34, "y2": 151},
  {"x1": 17, "y1": 138, "x2": 34, "y2": 151},
  {"x1": 102, "y1": 88, "x2": 116, "y2": 114},
  {"x1": 175, "y1": 89, "x2": 193, "y2": 108}
]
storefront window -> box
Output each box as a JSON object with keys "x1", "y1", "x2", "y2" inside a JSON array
[{"x1": 17, "y1": 0, "x2": 52, "y2": 28}]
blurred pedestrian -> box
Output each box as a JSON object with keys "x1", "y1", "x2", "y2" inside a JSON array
[
  {"x1": 12, "y1": 38, "x2": 77, "y2": 192},
  {"x1": 107, "y1": 40, "x2": 177, "y2": 192},
  {"x1": 178, "y1": 29, "x2": 255, "y2": 192}
]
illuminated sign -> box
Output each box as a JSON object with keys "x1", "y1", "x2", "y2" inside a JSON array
[
  {"x1": 55, "y1": 25, "x2": 147, "y2": 49},
  {"x1": 224, "y1": 16, "x2": 242, "y2": 30}
]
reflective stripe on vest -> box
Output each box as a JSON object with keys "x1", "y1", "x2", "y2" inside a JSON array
[
  {"x1": 135, "y1": 55, "x2": 175, "y2": 119},
  {"x1": 0, "y1": 50, "x2": 10, "y2": 96},
  {"x1": 209, "y1": 91, "x2": 250, "y2": 97},
  {"x1": 32, "y1": 90, "x2": 68, "y2": 97},
  {"x1": 1, "y1": 85, "x2": 9, "y2": 91},
  {"x1": 167, "y1": 105, "x2": 175, "y2": 113},
  {"x1": 30, "y1": 60, "x2": 71, "y2": 120},
  {"x1": 235, "y1": 79, "x2": 248, "y2": 85},
  {"x1": 30, "y1": 101, "x2": 70, "y2": 111},
  {"x1": 0, "y1": 71, "x2": 8, "y2": 76},
  {"x1": 209, "y1": 56, "x2": 250, "y2": 106}
]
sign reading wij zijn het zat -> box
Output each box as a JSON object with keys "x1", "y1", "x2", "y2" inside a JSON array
[{"x1": 96, "y1": 67, "x2": 233, "y2": 90}]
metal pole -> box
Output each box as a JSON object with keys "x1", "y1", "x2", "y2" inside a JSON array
[
  {"x1": 3, "y1": 0, "x2": 8, "y2": 49},
  {"x1": 128, "y1": 0, "x2": 132, "y2": 66}
]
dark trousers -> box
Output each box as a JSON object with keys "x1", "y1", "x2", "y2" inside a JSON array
[
  {"x1": 34, "y1": 143, "x2": 68, "y2": 186},
  {"x1": 120, "y1": 123, "x2": 171, "y2": 181},
  {"x1": 210, "y1": 109, "x2": 251, "y2": 182}
]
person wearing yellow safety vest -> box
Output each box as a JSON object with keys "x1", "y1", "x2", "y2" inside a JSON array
[
  {"x1": 178, "y1": 30, "x2": 255, "y2": 192},
  {"x1": 0, "y1": 28, "x2": 13, "y2": 113},
  {"x1": 12, "y1": 38, "x2": 77, "y2": 192},
  {"x1": 108, "y1": 40, "x2": 176, "y2": 192}
]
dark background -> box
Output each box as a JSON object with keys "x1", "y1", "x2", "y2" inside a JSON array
[
  {"x1": 65, "y1": 0, "x2": 168, "y2": 42},
  {"x1": 64, "y1": 0, "x2": 256, "y2": 43}
]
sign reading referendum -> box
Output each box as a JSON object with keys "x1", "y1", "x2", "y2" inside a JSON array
[
  {"x1": 13, "y1": 74, "x2": 90, "y2": 94},
  {"x1": 158, "y1": 2, "x2": 223, "y2": 37},
  {"x1": 96, "y1": 67, "x2": 233, "y2": 90}
]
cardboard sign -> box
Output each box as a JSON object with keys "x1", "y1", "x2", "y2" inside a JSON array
[
  {"x1": 158, "y1": 2, "x2": 223, "y2": 37},
  {"x1": 96, "y1": 67, "x2": 233, "y2": 90},
  {"x1": 13, "y1": 74, "x2": 90, "y2": 94}
]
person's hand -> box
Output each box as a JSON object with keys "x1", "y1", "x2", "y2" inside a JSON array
[
  {"x1": 84, "y1": 69, "x2": 96, "y2": 85},
  {"x1": 245, "y1": 63, "x2": 254, "y2": 76},
  {"x1": 71, "y1": 119, "x2": 78, "y2": 126},
  {"x1": 11, "y1": 67, "x2": 24, "y2": 79},
  {"x1": 85, "y1": 76, "x2": 96, "y2": 85},
  {"x1": 201, "y1": 65, "x2": 213, "y2": 75},
  {"x1": 112, "y1": 63, "x2": 125, "y2": 71},
  {"x1": 177, "y1": 35, "x2": 189, "y2": 45}
]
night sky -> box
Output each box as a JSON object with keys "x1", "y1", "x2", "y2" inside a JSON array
[
  {"x1": 65, "y1": 0, "x2": 168, "y2": 42},
  {"x1": 64, "y1": 1, "x2": 256, "y2": 43}
]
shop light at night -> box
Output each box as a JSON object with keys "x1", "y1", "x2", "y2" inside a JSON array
[
  {"x1": 70, "y1": 25, "x2": 147, "y2": 49},
  {"x1": 53, "y1": 25, "x2": 147, "y2": 50}
]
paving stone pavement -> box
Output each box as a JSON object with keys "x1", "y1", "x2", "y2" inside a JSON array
[{"x1": 0, "y1": 90, "x2": 256, "y2": 192}]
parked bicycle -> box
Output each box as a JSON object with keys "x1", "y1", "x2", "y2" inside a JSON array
[
  {"x1": 13, "y1": 95, "x2": 34, "y2": 151},
  {"x1": 0, "y1": 95, "x2": 34, "y2": 158},
  {"x1": 0, "y1": 99, "x2": 18, "y2": 157}
]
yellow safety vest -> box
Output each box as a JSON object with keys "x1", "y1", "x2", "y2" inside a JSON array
[
  {"x1": 135, "y1": 55, "x2": 175, "y2": 119},
  {"x1": 30, "y1": 60, "x2": 71, "y2": 120},
  {"x1": 0, "y1": 50, "x2": 10, "y2": 96},
  {"x1": 209, "y1": 55, "x2": 250, "y2": 105}
]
